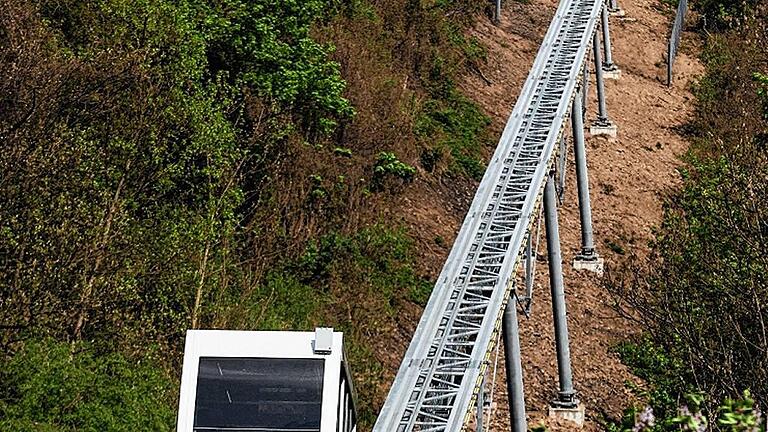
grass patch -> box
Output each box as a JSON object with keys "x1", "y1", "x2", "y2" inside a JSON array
[
  {"x1": 416, "y1": 88, "x2": 491, "y2": 179},
  {"x1": 0, "y1": 339, "x2": 175, "y2": 431}
]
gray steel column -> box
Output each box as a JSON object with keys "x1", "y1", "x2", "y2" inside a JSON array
[
  {"x1": 601, "y1": 4, "x2": 617, "y2": 72},
  {"x1": 592, "y1": 33, "x2": 611, "y2": 126},
  {"x1": 495, "y1": 0, "x2": 501, "y2": 24},
  {"x1": 582, "y1": 65, "x2": 589, "y2": 114},
  {"x1": 477, "y1": 374, "x2": 484, "y2": 432},
  {"x1": 667, "y1": 39, "x2": 673, "y2": 86},
  {"x1": 525, "y1": 233, "x2": 534, "y2": 308},
  {"x1": 571, "y1": 90, "x2": 596, "y2": 257},
  {"x1": 544, "y1": 173, "x2": 577, "y2": 406},
  {"x1": 557, "y1": 135, "x2": 566, "y2": 202},
  {"x1": 503, "y1": 294, "x2": 528, "y2": 432}
]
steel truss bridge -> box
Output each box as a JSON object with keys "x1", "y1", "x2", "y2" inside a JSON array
[{"x1": 373, "y1": 0, "x2": 610, "y2": 430}]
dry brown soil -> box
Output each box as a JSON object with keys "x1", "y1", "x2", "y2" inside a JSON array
[{"x1": 377, "y1": 0, "x2": 703, "y2": 430}]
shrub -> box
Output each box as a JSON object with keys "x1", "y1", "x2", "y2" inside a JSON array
[
  {"x1": 693, "y1": 0, "x2": 761, "y2": 31},
  {"x1": 610, "y1": 392, "x2": 766, "y2": 432},
  {"x1": 372, "y1": 152, "x2": 416, "y2": 189},
  {"x1": 416, "y1": 89, "x2": 491, "y2": 179},
  {"x1": 0, "y1": 339, "x2": 175, "y2": 431}
]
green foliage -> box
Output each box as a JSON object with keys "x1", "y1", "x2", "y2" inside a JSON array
[
  {"x1": 334, "y1": 147, "x2": 354, "y2": 157},
  {"x1": 416, "y1": 89, "x2": 491, "y2": 179},
  {"x1": 336, "y1": 0, "x2": 491, "y2": 182},
  {"x1": 411, "y1": 7, "x2": 491, "y2": 180},
  {"x1": 37, "y1": 0, "x2": 354, "y2": 131},
  {"x1": 241, "y1": 272, "x2": 323, "y2": 330},
  {"x1": 206, "y1": 0, "x2": 355, "y2": 136},
  {"x1": 295, "y1": 225, "x2": 426, "y2": 306},
  {"x1": 692, "y1": 0, "x2": 760, "y2": 30},
  {"x1": 372, "y1": 152, "x2": 417, "y2": 189},
  {"x1": 0, "y1": 0, "x2": 487, "y2": 427},
  {"x1": 0, "y1": 339, "x2": 174, "y2": 431},
  {"x1": 205, "y1": 224, "x2": 431, "y2": 426},
  {"x1": 718, "y1": 391, "x2": 766, "y2": 432},
  {"x1": 0, "y1": 0, "x2": 353, "y2": 346},
  {"x1": 615, "y1": 151, "x2": 768, "y2": 422},
  {"x1": 408, "y1": 280, "x2": 435, "y2": 306},
  {"x1": 609, "y1": 392, "x2": 768, "y2": 432},
  {"x1": 228, "y1": 225, "x2": 430, "y2": 330},
  {"x1": 616, "y1": 338, "x2": 683, "y2": 419}
]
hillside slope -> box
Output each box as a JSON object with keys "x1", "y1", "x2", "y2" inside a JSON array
[
  {"x1": 0, "y1": 0, "x2": 707, "y2": 429},
  {"x1": 458, "y1": 0, "x2": 702, "y2": 429},
  {"x1": 362, "y1": 0, "x2": 701, "y2": 431},
  {"x1": 358, "y1": 0, "x2": 703, "y2": 427},
  {"x1": 370, "y1": 0, "x2": 701, "y2": 430}
]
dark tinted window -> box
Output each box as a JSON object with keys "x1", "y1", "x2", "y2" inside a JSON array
[{"x1": 193, "y1": 357, "x2": 324, "y2": 432}]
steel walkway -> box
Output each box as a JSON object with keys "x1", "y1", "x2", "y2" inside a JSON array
[{"x1": 372, "y1": 0, "x2": 605, "y2": 430}]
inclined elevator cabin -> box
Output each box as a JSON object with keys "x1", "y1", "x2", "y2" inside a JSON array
[{"x1": 176, "y1": 328, "x2": 357, "y2": 432}]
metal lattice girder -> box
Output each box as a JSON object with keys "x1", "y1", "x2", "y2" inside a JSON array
[{"x1": 372, "y1": 0, "x2": 605, "y2": 431}]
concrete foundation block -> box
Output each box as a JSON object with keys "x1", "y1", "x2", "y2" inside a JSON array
[
  {"x1": 573, "y1": 255, "x2": 605, "y2": 276},
  {"x1": 609, "y1": 8, "x2": 626, "y2": 17},
  {"x1": 549, "y1": 403, "x2": 586, "y2": 427},
  {"x1": 602, "y1": 67, "x2": 622, "y2": 80},
  {"x1": 590, "y1": 122, "x2": 617, "y2": 138}
]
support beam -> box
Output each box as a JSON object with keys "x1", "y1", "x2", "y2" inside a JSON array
[
  {"x1": 503, "y1": 293, "x2": 527, "y2": 432},
  {"x1": 495, "y1": 0, "x2": 501, "y2": 24},
  {"x1": 600, "y1": 4, "x2": 621, "y2": 79},
  {"x1": 544, "y1": 173, "x2": 585, "y2": 426},
  {"x1": 570, "y1": 90, "x2": 604, "y2": 275},
  {"x1": 590, "y1": 33, "x2": 617, "y2": 137}
]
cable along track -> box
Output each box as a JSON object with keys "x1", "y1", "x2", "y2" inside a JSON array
[{"x1": 372, "y1": 0, "x2": 605, "y2": 431}]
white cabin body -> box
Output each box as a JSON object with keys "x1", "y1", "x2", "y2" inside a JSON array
[{"x1": 177, "y1": 328, "x2": 357, "y2": 432}]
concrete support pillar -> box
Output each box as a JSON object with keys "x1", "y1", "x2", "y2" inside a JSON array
[
  {"x1": 544, "y1": 173, "x2": 585, "y2": 426},
  {"x1": 495, "y1": 0, "x2": 501, "y2": 24},
  {"x1": 503, "y1": 293, "x2": 527, "y2": 432},
  {"x1": 590, "y1": 33, "x2": 617, "y2": 137},
  {"x1": 601, "y1": 4, "x2": 621, "y2": 79},
  {"x1": 571, "y1": 90, "x2": 604, "y2": 275}
]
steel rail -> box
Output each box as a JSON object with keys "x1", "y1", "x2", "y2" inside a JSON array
[{"x1": 372, "y1": 0, "x2": 604, "y2": 431}]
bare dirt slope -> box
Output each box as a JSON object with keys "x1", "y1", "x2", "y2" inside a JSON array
[{"x1": 457, "y1": 0, "x2": 704, "y2": 430}]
